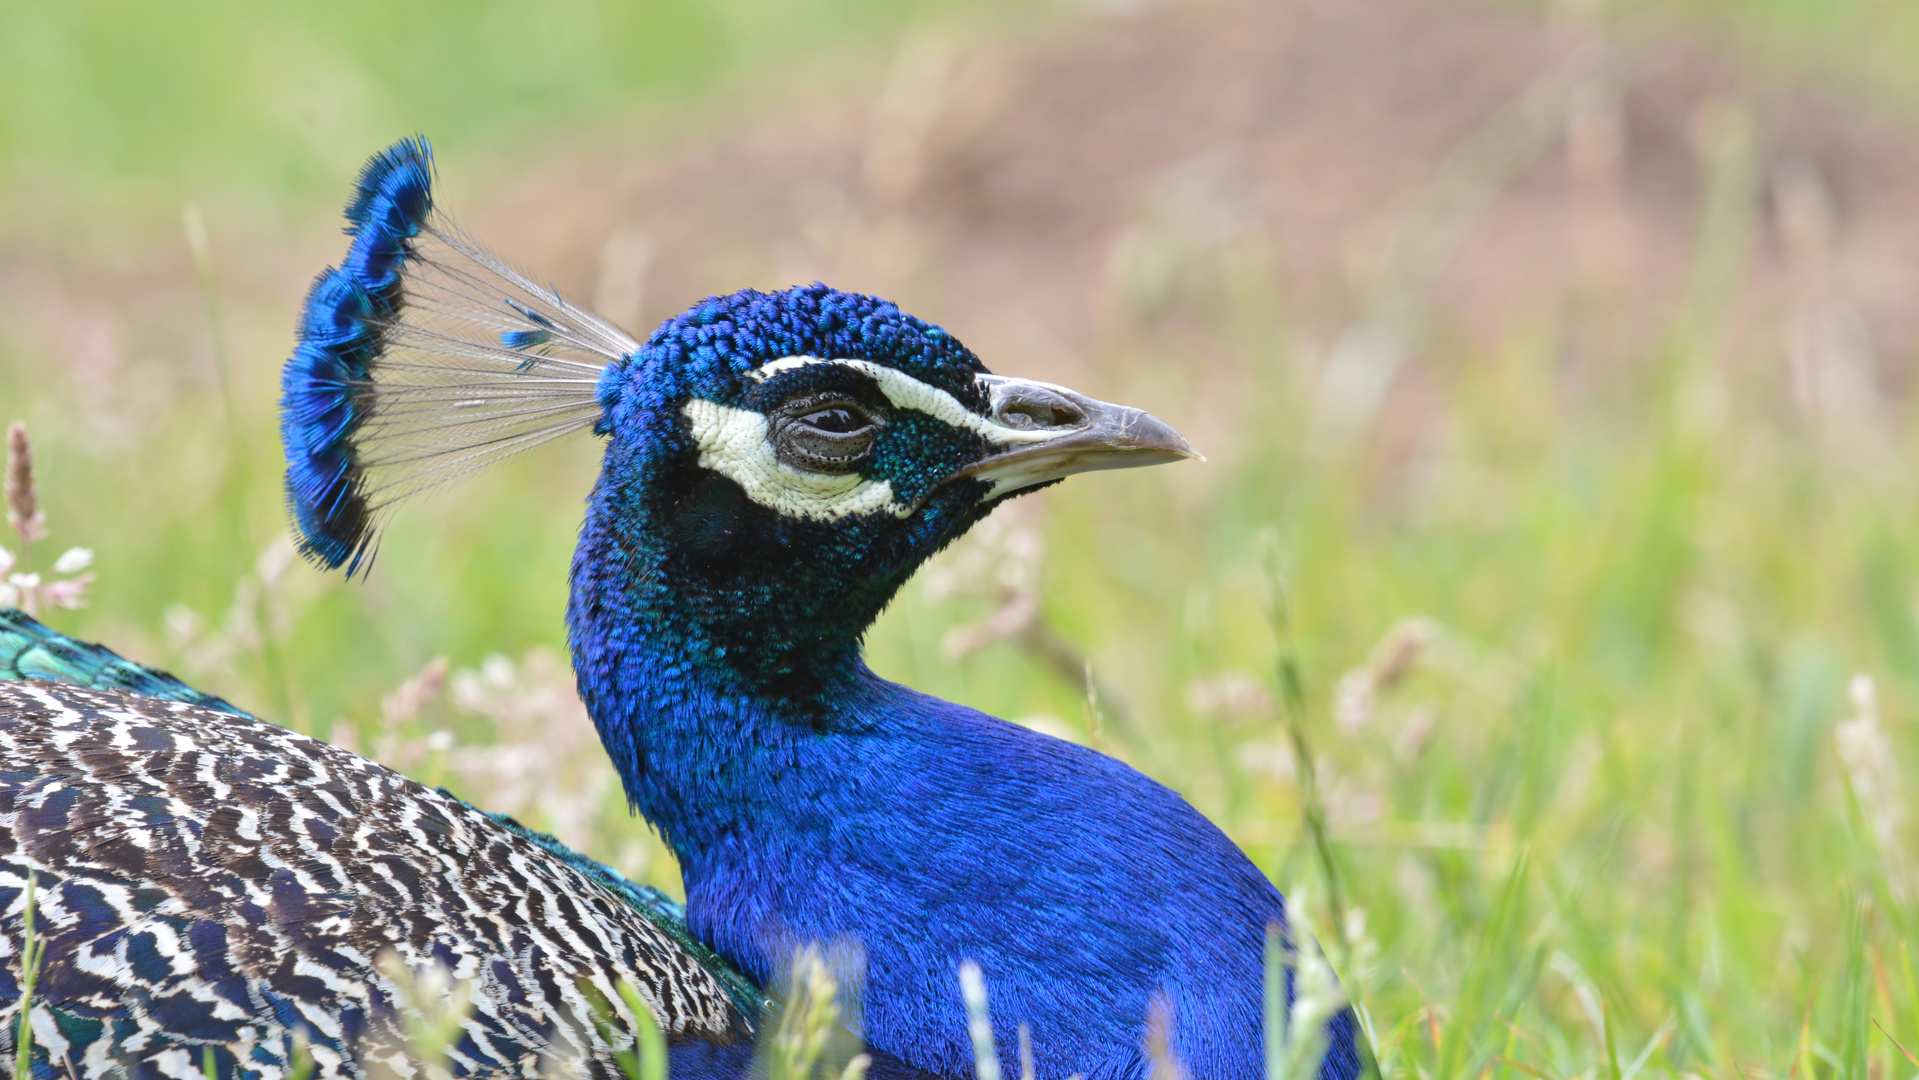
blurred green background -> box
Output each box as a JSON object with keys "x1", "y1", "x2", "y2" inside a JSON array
[{"x1": 5, "y1": 0, "x2": 1919, "y2": 1075}]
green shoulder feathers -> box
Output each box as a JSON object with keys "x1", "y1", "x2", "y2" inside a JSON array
[{"x1": 0, "y1": 608, "x2": 242, "y2": 716}]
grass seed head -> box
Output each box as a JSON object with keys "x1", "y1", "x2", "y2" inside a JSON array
[{"x1": 4, "y1": 422, "x2": 44, "y2": 548}]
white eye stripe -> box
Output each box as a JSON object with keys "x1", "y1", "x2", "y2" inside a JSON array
[
  {"x1": 745, "y1": 357, "x2": 1067, "y2": 447},
  {"x1": 745, "y1": 356, "x2": 829, "y2": 382},
  {"x1": 682, "y1": 399, "x2": 909, "y2": 521}
]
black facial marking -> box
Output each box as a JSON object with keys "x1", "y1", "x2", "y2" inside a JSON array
[{"x1": 672, "y1": 472, "x2": 780, "y2": 572}]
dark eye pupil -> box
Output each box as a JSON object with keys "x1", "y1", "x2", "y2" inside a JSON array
[
  {"x1": 801, "y1": 408, "x2": 862, "y2": 434},
  {"x1": 770, "y1": 397, "x2": 883, "y2": 474}
]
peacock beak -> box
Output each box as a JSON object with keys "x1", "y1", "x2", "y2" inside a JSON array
[{"x1": 946, "y1": 375, "x2": 1201, "y2": 496}]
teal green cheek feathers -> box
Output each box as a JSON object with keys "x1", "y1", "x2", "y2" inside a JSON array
[{"x1": 280, "y1": 137, "x2": 1358, "y2": 1080}]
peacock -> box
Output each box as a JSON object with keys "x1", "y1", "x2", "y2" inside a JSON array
[{"x1": 0, "y1": 137, "x2": 1363, "y2": 1080}]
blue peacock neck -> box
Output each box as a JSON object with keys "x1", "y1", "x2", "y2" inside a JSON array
[{"x1": 563, "y1": 455, "x2": 966, "y2": 872}]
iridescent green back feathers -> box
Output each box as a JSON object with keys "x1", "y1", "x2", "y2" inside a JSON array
[{"x1": 0, "y1": 608, "x2": 241, "y2": 715}]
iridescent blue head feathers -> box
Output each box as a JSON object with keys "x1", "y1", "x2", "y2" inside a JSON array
[{"x1": 280, "y1": 137, "x2": 636, "y2": 574}]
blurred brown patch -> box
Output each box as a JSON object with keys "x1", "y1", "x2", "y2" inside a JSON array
[
  {"x1": 14, "y1": 0, "x2": 1919, "y2": 439},
  {"x1": 465, "y1": 0, "x2": 1919, "y2": 407}
]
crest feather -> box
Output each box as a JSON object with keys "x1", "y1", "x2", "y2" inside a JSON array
[{"x1": 280, "y1": 137, "x2": 636, "y2": 576}]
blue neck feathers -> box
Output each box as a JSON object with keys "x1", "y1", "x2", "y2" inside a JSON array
[{"x1": 565, "y1": 433, "x2": 974, "y2": 863}]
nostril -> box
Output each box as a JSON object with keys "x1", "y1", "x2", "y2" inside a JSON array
[{"x1": 1000, "y1": 401, "x2": 1083, "y2": 430}]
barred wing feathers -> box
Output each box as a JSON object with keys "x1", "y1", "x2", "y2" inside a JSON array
[{"x1": 0, "y1": 681, "x2": 753, "y2": 1080}]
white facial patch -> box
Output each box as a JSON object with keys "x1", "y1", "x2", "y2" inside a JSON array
[
  {"x1": 746, "y1": 357, "x2": 1072, "y2": 447},
  {"x1": 682, "y1": 398, "x2": 908, "y2": 521}
]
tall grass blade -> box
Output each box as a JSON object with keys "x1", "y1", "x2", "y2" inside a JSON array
[
  {"x1": 1265, "y1": 922, "x2": 1285, "y2": 1080},
  {"x1": 12, "y1": 872, "x2": 39, "y2": 1080},
  {"x1": 614, "y1": 982, "x2": 668, "y2": 1080},
  {"x1": 958, "y1": 961, "x2": 1002, "y2": 1080}
]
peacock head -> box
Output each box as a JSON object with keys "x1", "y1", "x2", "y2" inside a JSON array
[
  {"x1": 281, "y1": 138, "x2": 1194, "y2": 689},
  {"x1": 580, "y1": 285, "x2": 1194, "y2": 674}
]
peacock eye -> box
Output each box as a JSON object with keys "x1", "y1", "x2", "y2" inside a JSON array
[
  {"x1": 799, "y1": 408, "x2": 864, "y2": 434},
  {"x1": 768, "y1": 395, "x2": 884, "y2": 474}
]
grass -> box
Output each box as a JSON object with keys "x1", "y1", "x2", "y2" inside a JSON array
[
  {"x1": 5, "y1": 0, "x2": 1919, "y2": 1076},
  {"x1": 12, "y1": 873, "x2": 39, "y2": 1080},
  {"x1": 1610, "y1": 0, "x2": 1919, "y2": 115}
]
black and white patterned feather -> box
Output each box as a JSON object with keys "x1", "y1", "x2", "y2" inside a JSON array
[{"x1": 0, "y1": 680, "x2": 756, "y2": 1080}]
